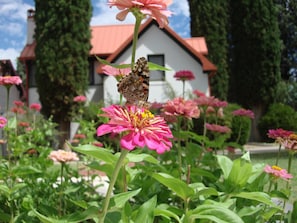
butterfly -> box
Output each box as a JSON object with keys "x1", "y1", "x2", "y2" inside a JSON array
[{"x1": 117, "y1": 57, "x2": 150, "y2": 106}]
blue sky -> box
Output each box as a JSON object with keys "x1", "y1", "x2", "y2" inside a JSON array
[{"x1": 0, "y1": 0, "x2": 190, "y2": 68}]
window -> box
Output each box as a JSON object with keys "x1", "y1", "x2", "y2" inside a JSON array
[
  {"x1": 147, "y1": 54, "x2": 165, "y2": 81},
  {"x1": 28, "y1": 61, "x2": 36, "y2": 87}
]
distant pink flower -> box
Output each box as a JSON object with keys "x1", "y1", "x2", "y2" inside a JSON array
[
  {"x1": 11, "y1": 107, "x2": 26, "y2": 114},
  {"x1": 97, "y1": 105, "x2": 173, "y2": 154},
  {"x1": 193, "y1": 89, "x2": 206, "y2": 97},
  {"x1": 264, "y1": 165, "x2": 293, "y2": 181},
  {"x1": 48, "y1": 150, "x2": 79, "y2": 163},
  {"x1": 279, "y1": 134, "x2": 297, "y2": 151},
  {"x1": 0, "y1": 116, "x2": 7, "y2": 128},
  {"x1": 30, "y1": 103, "x2": 41, "y2": 112},
  {"x1": 205, "y1": 123, "x2": 231, "y2": 134},
  {"x1": 174, "y1": 70, "x2": 195, "y2": 81},
  {"x1": 74, "y1": 134, "x2": 86, "y2": 139},
  {"x1": 162, "y1": 97, "x2": 200, "y2": 122},
  {"x1": 194, "y1": 95, "x2": 216, "y2": 107},
  {"x1": 14, "y1": 100, "x2": 24, "y2": 107},
  {"x1": 108, "y1": 0, "x2": 172, "y2": 28},
  {"x1": 232, "y1": 108, "x2": 254, "y2": 119},
  {"x1": 93, "y1": 141, "x2": 104, "y2": 147},
  {"x1": 101, "y1": 64, "x2": 131, "y2": 79},
  {"x1": 0, "y1": 76, "x2": 22, "y2": 86},
  {"x1": 73, "y1": 95, "x2": 87, "y2": 103},
  {"x1": 18, "y1": 122, "x2": 30, "y2": 128},
  {"x1": 267, "y1": 128, "x2": 293, "y2": 140}
]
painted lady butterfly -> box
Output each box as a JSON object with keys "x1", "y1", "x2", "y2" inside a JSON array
[{"x1": 117, "y1": 57, "x2": 150, "y2": 106}]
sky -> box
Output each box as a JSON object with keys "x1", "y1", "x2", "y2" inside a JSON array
[{"x1": 0, "y1": 0, "x2": 190, "y2": 68}]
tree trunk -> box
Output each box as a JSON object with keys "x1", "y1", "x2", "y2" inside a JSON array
[
  {"x1": 249, "y1": 104, "x2": 265, "y2": 142},
  {"x1": 57, "y1": 119, "x2": 70, "y2": 149}
]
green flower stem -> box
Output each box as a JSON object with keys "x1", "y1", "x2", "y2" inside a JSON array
[
  {"x1": 130, "y1": 12, "x2": 143, "y2": 67},
  {"x1": 182, "y1": 80, "x2": 185, "y2": 98},
  {"x1": 59, "y1": 162, "x2": 65, "y2": 216},
  {"x1": 99, "y1": 149, "x2": 129, "y2": 223},
  {"x1": 275, "y1": 144, "x2": 282, "y2": 166}
]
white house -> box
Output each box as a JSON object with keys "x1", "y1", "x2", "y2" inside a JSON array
[{"x1": 19, "y1": 9, "x2": 216, "y2": 105}]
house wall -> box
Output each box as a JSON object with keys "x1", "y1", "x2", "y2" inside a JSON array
[
  {"x1": 103, "y1": 24, "x2": 210, "y2": 104},
  {"x1": 0, "y1": 86, "x2": 21, "y2": 115}
]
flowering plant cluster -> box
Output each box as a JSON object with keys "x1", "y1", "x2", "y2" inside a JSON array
[{"x1": 1, "y1": 1, "x2": 296, "y2": 223}]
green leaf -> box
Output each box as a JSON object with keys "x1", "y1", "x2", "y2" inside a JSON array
[
  {"x1": 29, "y1": 209, "x2": 67, "y2": 223},
  {"x1": 227, "y1": 157, "x2": 252, "y2": 188},
  {"x1": 110, "y1": 189, "x2": 141, "y2": 209},
  {"x1": 216, "y1": 155, "x2": 233, "y2": 179},
  {"x1": 134, "y1": 196, "x2": 157, "y2": 223},
  {"x1": 147, "y1": 62, "x2": 171, "y2": 71},
  {"x1": 72, "y1": 144, "x2": 116, "y2": 164},
  {"x1": 126, "y1": 153, "x2": 159, "y2": 164},
  {"x1": 0, "y1": 185, "x2": 10, "y2": 197},
  {"x1": 152, "y1": 172, "x2": 195, "y2": 200},
  {"x1": 232, "y1": 192, "x2": 281, "y2": 209},
  {"x1": 154, "y1": 208, "x2": 181, "y2": 223},
  {"x1": 188, "y1": 204, "x2": 244, "y2": 223},
  {"x1": 95, "y1": 56, "x2": 130, "y2": 69}
]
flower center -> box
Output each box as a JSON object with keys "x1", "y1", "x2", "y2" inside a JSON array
[
  {"x1": 289, "y1": 133, "x2": 297, "y2": 140},
  {"x1": 271, "y1": 165, "x2": 282, "y2": 171},
  {"x1": 130, "y1": 109, "x2": 154, "y2": 128}
]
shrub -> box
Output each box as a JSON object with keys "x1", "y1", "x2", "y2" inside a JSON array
[{"x1": 258, "y1": 103, "x2": 297, "y2": 141}]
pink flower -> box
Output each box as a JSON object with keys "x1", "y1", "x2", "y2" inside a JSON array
[
  {"x1": 30, "y1": 103, "x2": 41, "y2": 112},
  {"x1": 279, "y1": 134, "x2": 297, "y2": 151},
  {"x1": 14, "y1": 100, "x2": 24, "y2": 107},
  {"x1": 108, "y1": 0, "x2": 172, "y2": 28},
  {"x1": 18, "y1": 122, "x2": 30, "y2": 127},
  {"x1": 162, "y1": 97, "x2": 200, "y2": 122},
  {"x1": 0, "y1": 76, "x2": 22, "y2": 86},
  {"x1": 101, "y1": 64, "x2": 131, "y2": 79},
  {"x1": 0, "y1": 116, "x2": 7, "y2": 128},
  {"x1": 205, "y1": 123, "x2": 231, "y2": 134},
  {"x1": 174, "y1": 70, "x2": 195, "y2": 81},
  {"x1": 74, "y1": 134, "x2": 86, "y2": 139},
  {"x1": 232, "y1": 108, "x2": 254, "y2": 119},
  {"x1": 11, "y1": 107, "x2": 26, "y2": 114},
  {"x1": 48, "y1": 150, "x2": 79, "y2": 163},
  {"x1": 97, "y1": 105, "x2": 173, "y2": 154},
  {"x1": 93, "y1": 141, "x2": 104, "y2": 147},
  {"x1": 264, "y1": 165, "x2": 293, "y2": 180},
  {"x1": 193, "y1": 89, "x2": 206, "y2": 97},
  {"x1": 73, "y1": 95, "x2": 87, "y2": 103},
  {"x1": 267, "y1": 128, "x2": 293, "y2": 140}
]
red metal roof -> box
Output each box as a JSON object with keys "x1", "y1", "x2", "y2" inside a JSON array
[{"x1": 20, "y1": 22, "x2": 209, "y2": 60}]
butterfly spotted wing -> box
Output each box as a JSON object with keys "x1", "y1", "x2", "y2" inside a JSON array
[{"x1": 117, "y1": 57, "x2": 149, "y2": 106}]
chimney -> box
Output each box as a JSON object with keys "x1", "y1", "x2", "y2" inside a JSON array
[{"x1": 27, "y1": 9, "x2": 35, "y2": 45}]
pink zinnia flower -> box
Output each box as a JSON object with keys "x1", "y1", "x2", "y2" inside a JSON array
[
  {"x1": 279, "y1": 134, "x2": 297, "y2": 151},
  {"x1": 93, "y1": 141, "x2": 104, "y2": 147},
  {"x1": 73, "y1": 95, "x2": 87, "y2": 103},
  {"x1": 11, "y1": 107, "x2": 26, "y2": 114},
  {"x1": 108, "y1": 0, "x2": 172, "y2": 28},
  {"x1": 0, "y1": 116, "x2": 7, "y2": 128},
  {"x1": 264, "y1": 165, "x2": 293, "y2": 181},
  {"x1": 267, "y1": 128, "x2": 293, "y2": 140},
  {"x1": 48, "y1": 150, "x2": 79, "y2": 163},
  {"x1": 174, "y1": 70, "x2": 195, "y2": 81},
  {"x1": 205, "y1": 123, "x2": 231, "y2": 134},
  {"x1": 101, "y1": 64, "x2": 131, "y2": 79},
  {"x1": 162, "y1": 97, "x2": 200, "y2": 122},
  {"x1": 232, "y1": 108, "x2": 255, "y2": 119},
  {"x1": 193, "y1": 89, "x2": 206, "y2": 97},
  {"x1": 0, "y1": 76, "x2": 22, "y2": 86},
  {"x1": 74, "y1": 133, "x2": 86, "y2": 139},
  {"x1": 30, "y1": 103, "x2": 42, "y2": 112},
  {"x1": 97, "y1": 105, "x2": 173, "y2": 154},
  {"x1": 18, "y1": 122, "x2": 30, "y2": 128},
  {"x1": 14, "y1": 100, "x2": 24, "y2": 107}
]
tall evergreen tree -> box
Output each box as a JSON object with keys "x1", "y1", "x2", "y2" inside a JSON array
[
  {"x1": 34, "y1": 0, "x2": 92, "y2": 146},
  {"x1": 274, "y1": 0, "x2": 297, "y2": 79},
  {"x1": 188, "y1": 0, "x2": 229, "y2": 100},
  {"x1": 228, "y1": 0, "x2": 281, "y2": 140}
]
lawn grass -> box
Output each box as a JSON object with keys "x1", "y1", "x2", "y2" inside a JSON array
[{"x1": 250, "y1": 151, "x2": 297, "y2": 203}]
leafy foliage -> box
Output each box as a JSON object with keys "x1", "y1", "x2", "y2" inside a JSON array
[
  {"x1": 188, "y1": 0, "x2": 229, "y2": 100},
  {"x1": 258, "y1": 103, "x2": 297, "y2": 141}
]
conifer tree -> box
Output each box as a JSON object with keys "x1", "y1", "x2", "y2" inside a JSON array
[
  {"x1": 34, "y1": 0, "x2": 92, "y2": 146},
  {"x1": 188, "y1": 0, "x2": 229, "y2": 100},
  {"x1": 228, "y1": 0, "x2": 281, "y2": 140}
]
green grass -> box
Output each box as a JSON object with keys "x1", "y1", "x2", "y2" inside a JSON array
[{"x1": 250, "y1": 152, "x2": 297, "y2": 203}]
